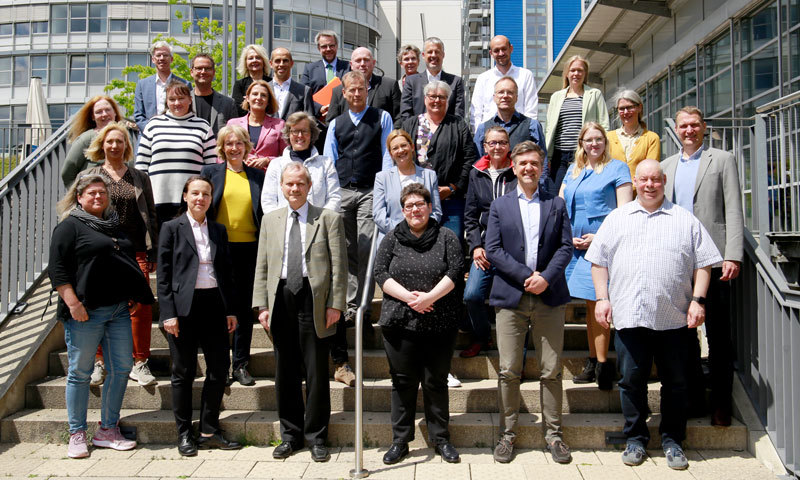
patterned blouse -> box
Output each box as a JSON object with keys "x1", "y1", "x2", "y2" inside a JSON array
[{"x1": 99, "y1": 168, "x2": 146, "y2": 253}]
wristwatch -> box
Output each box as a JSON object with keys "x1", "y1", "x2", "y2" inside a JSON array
[{"x1": 691, "y1": 296, "x2": 706, "y2": 305}]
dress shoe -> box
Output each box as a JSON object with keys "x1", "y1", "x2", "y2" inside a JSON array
[
  {"x1": 196, "y1": 433, "x2": 241, "y2": 450},
  {"x1": 178, "y1": 433, "x2": 197, "y2": 456},
  {"x1": 382, "y1": 443, "x2": 409, "y2": 465},
  {"x1": 310, "y1": 444, "x2": 330, "y2": 462},
  {"x1": 435, "y1": 442, "x2": 460, "y2": 463},
  {"x1": 232, "y1": 365, "x2": 255, "y2": 386},
  {"x1": 272, "y1": 441, "x2": 297, "y2": 459},
  {"x1": 711, "y1": 408, "x2": 732, "y2": 427}
]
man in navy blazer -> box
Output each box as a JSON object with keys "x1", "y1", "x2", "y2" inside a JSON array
[
  {"x1": 484, "y1": 141, "x2": 573, "y2": 465},
  {"x1": 271, "y1": 48, "x2": 315, "y2": 121},
  {"x1": 399, "y1": 37, "x2": 465, "y2": 121},
  {"x1": 134, "y1": 41, "x2": 191, "y2": 133},
  {"x1": 300, "y1": 31, "x2": 349, "y2": 110}
]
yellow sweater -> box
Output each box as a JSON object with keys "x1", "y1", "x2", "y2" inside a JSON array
[
  {"x1": 607, "y1": 128, "x2": 661, "y2": 183},
  {"x1": 216, "y1": 169, "x2": 257, "y2": 243}
]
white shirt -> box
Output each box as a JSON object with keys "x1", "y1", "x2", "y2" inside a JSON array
[
  {"x1": 426, "y1": 69, "x2": 442, "y2": 83},
  {"x1": 585, "y1": 199, "x2": 722, "y2": 331},
  {"x1": 516, "y1": 186, "x2": 541, "y2": 271},
  {"x1": 469, "y1": 64, "x2": 539, "y2": 130},
  {"x1": 155, "y1": 74, "x2": 172, "y2": 115},
  {"x1": 280, "y1": 202, "x2": 309, "y2": 279},
  {"x1": 186, "y1": 212, "x2": 218, "y2": 289},
  {"x1": 272, "y1": 78, "x2": 292, "y2": 114}
]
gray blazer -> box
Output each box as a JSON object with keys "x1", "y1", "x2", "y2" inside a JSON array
[
  {"x1": 278, "y1": 80, "x2": 315, "y2": 121},
  {"x1": 372, "y1": 165, "x2": 442, "y2": 235},
  {"x1": 191, "y1": 90, "x2": 238, "y2": 136},
  {"x1": 662, "y1": 147, "x2": 744, "y2": 262}
]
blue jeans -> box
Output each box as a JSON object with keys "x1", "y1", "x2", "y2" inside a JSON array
[
  {"x1": 440, "y1": 197, "x2": 465, "y2": 240},
  {"x1": 64, "y1": 301, "x2": 133, "y2": 433},
  {"x1": 463, "y1": 262, "x2": 494, "y2": 343}
]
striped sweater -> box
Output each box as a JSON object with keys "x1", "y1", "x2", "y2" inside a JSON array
[{"x1": 135, "y1": 112, "x2": 217, "y2": 205}]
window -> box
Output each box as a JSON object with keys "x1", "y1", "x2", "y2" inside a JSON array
[
  {"x1": 50, "y1": 55, "x2": 66, "y2": 84},
  {"x1": 0, "y1": 57, "x2": 11, "y2": 85},
  {"x1": 193, "y1": 7, "x2": 210, "y2": 34},
  {"x1": 294, "y1": 14, "x2": 309, "y2": 43},
  {"x1": 32, "y1": 22, "x2": 47, "y2": 34},
  {"x1": 151, "y1": 20, "x2": 168, "y2": 33},
  {"x1": 110, "y1": 20, "x2": 127, "y2": 32},
  {"x1": 327, "y1": 19, "x2": 341, "y2": 39},
  {"x1": 705, "y1": 34, "x2": 731, "y2": 76},
  {"x1": 15, "y1": 23, "x2": 30, "y2": 36},
  {"x1": 108, "y1": 54, "x2": 125, "y2": 81},
  {"x1": 14, "y1": 56, "x2": 28, "y2": 86},
  {"x1": 130, "y1": 20, "x2": 148, "y2": 34},
  {"x1": 89, "y1": 4, "x2": 106, "y2": 33},
  {"x1": 704, "y1": 69, "x2": 732, "y2": 116},
  {"x1": 69, "y1": 55, "x2": 86, "y2": 83},
  {"x1": 48, "y1": 104, "x2": 66, "y2": 130},
  {"x1": 310, "y1": 16, "x2": 326, "y2": 43},
  {"x1": 51, "y1": 5, "x2": 68, "y2": 34},
  {"x1": 741, "y1": 5, "x2": 777, "y2": 56},
  {"x1": 170, "y1": 4, "x2": 190, "y2": 34},
  {"x1": 70, "y1": 4, "x2": 87, "y2": 32},
  {"x1": 88, "y1": 54, "x2": 105, "y2": 85},
  {"x1": 343, "y1": 21, "x2": 357, "y2": 49},
  {"x1": 127, "y1": 54, "x2": 148, "y2": 82},
  {"x1": 274, "y1": 12, "x2": 291, "y2": 40},
  {"x1": 31, "y1": 56, "x2": 47, "y2": 83},
  {"x1": 0, "y1": 24, "x2": 11, "y2": 36}
]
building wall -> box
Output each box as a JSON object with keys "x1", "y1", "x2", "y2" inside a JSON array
[
  {"x1": 493, "y1": 0, "x2": 523, "y2": 66},
  {"x1": 550, "y1": 0, "x2": 581, "y2": 62}
]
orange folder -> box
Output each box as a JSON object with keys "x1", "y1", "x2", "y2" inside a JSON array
[{"x1": 312, "y1": 76, "x2": 342, "y2": 106}]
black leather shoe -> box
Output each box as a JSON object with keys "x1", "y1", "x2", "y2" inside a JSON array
[
  {"x1": 383, "y1": 443, "x2": 409, "y2": 465},
  {"x1": 310, "y1": 444, "x2": 330, "y2": 462},
  {"x1": 232, "y1": 365, "x2": 255, "y2": 386},
  {"x1": 196, "y1": 433, "x2": 241, "y2": 450},
  {"x1": 178, "y1": 433, "x2": 197, "y2": 457},
  {"x1": 272, "y1": 441, "x2": 296, "y2": 459},
  {"x1": 435, "y1": 442, "x2": 460, "y2": 463}
]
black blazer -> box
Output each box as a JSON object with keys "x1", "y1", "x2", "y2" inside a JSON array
[
  {"x1": 200, "y1": 163, "x2": 265, "y2": 232},
  {"x1": 157, "y1": 215, "x2": 237, "y2": 323},
  {"x1": 300, "y1": 58, "x2": 350, "y2": 95},
  {"x1": 400, "y1": 71, "x2": 465, "y2": 121},
  {"x1": 278, "y1": 80, "x2": 315, "y2": 121},
  {"x1": 327, "y1": 74, "x2": 401, "y2": 123}
]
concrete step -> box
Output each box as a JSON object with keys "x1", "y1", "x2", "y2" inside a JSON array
[
  {"x1": 25, "y1": 376, "x2": 658, "y2": 414},
  {"x1": 0, "y1": 407, "x2": 747, "y2": 450},
  {"x1": 49, "y1": 348, "x2": 643, "y2": 381},
  {"x1": 146, "y1": 322, "x2": 613, "y2": 351}
]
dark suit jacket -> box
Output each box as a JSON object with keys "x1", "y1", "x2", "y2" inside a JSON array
[
  {"x1": 484, "y1": 188, "x2": 573, "y2": 308},
  {"x1": 400, "y1": 71, "x2": 465, "y2": 121},
  {"x1": 200, "y1": 163, "x2": 265, "y2": 233},
  {"x1": 327, "y1": 74, "x2": 401, "y2": 122},
  {"x1": 278, "y1": 80, "x2": 315, "y2": 121},
  {"x1": 157, "y1": 215, "x2": 237, "y2": 323},
  {"x1": 300, "y1": 58, "x2": 350, "y2": 95},
  {"x1": 191, "y1": 90, "x2": 238, "y2": 136}
]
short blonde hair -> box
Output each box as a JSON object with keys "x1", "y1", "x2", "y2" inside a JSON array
[
  {"x1": 85, "y1": 122, "x2": 133, "y2": 164},
  {"x1": 216, "y1": 125, "x2": 253, "y2": 163},
  {"x1": 561, "y1": 55, "x2": 589, "y2": 89},
  {"x1": 572, "y1": 122, "x2": 611, "y2": 179},
  {"x1": 237, "y1": 44, "x2": 271, "y2": 78}
]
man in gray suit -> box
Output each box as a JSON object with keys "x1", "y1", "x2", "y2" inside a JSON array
[
  {"x1": 189, "y1": 54, "x2": 237, "y2": 137},
  {"x1": 253, "y1": 162, "x2": 347, "y2": 462},
  {"x1": 399, "y1": 37, "x2": 466, "y2": 121},
  {"x1": 270, "y1": 48, "x2": 314, "y2": 121},
  {"x1": 134, "y1": 41, "x2": 190, "y2": 133},
  {"x1": 662, "y1": 106, "x2": 743, "y2": 427}
]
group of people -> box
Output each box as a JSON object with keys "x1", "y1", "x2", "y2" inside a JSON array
[{"x1": 49, "y1": 29, "x2": 743, "y2": 473}]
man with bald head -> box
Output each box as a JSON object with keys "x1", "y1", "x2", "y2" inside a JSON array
[
  {"x1": 400, "y1": 37, "x2": 465, "y2": 121},
  {"x1": 585, "y1": 159, "x2": 721, "y2": 470},
  {"x1": 470, "y1": 35, "x2": 538, "y2": 131},
  {"x1": 326, "y1": 47, "x2": 400, "y2": 122},
  {"x1": 270, "y1": 48, "x2": 314, "y2": 121}
]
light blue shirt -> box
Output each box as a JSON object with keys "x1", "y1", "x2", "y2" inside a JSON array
[
  {"x1": 673, "y1": 146, "x2": 703, "y2": 213},
  {"x1": 517, "y1": 186, "x2": 541, "y2": 271},
  {"x1": 323, "y1": 107, "x2": 394, "y2": 171}
]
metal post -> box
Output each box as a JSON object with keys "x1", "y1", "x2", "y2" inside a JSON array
[
  {"x1": 245, "y1": 0, "x2": 256, "y2": 46},
  {"x1": 753, "y1": 114, "x2": 770, "y2": 255},
  {"x1": 263, "y1": 0, "x2": 273, "y2": 57},
  {"x1": 232, "y1": 2, "x2": 238, "y2": 89},
  {"x1": 222, "y1": 0, "x2": 229, "y2": 95}
]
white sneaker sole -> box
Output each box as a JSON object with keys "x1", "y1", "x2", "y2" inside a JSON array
[
  {"x1": 130, "y1": 374, "x2": 157, "y2": 386},
  {"x1": 92, "y1": 439, "x2": 137, "y2": 451}
]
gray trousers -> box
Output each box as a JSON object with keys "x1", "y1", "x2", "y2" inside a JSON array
[
  {"x1": 496, "y1": 293, "x2": 565, "y2": 444},
  {"x1": 340, "y1": 187, "x2": 375, "y2": 310}
]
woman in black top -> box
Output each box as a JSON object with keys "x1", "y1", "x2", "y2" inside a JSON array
[
  {"x1": 373, "y1": 183, "x2": 463, "y2": 466},
  {"x1": 50, "y1": 174, "x2": 154, "y2": 459},
  {"x1": 232, "y1": 44, "x2": 272, "y2": 116}
]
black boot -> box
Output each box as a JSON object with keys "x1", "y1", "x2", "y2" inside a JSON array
[
  {"x1": 596, "y1": 360, "x2": 614, "y2": 391},
  {"x1": 574, "y1": 357, "x2": 597, "y2": 384}
]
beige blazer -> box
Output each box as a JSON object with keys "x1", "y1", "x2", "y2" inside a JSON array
[
  {"x1": 252, "y1": 203, "x2": 347, "y2": 338},
  {"x1": 662, "y1": 147, "x2": 744, "y2": 262},
  {"x1": 544, "y1": 85, "x2": 610, "y2": 158}
]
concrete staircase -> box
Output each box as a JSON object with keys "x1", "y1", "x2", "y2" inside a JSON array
[{"x1": 1, "y1": 294, "x2": 747, "y2": 451}]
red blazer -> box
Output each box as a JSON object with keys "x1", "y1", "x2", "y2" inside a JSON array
[{"x1": 226, "y1": 114, "x2": 288, "y2": 170}]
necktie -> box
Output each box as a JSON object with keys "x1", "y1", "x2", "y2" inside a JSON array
[
  {"x1": 287, "y1": 211, "x2": 303, "y2": 294},
  {"x1": 326, "y1": 64, "x2": 335, "y2": 84}
]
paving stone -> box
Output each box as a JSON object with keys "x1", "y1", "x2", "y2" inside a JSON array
[
  {"x1": 696, "y1": 448, "x2": 762, "y2": 466},
  {"x1": 359, "y1": 461, "x2": 416, "y2": 479},
  {"x1": 512, "y1": 448, "x2": 550, "y2": 464},
  {"x1": 647, "y1": 448, "x2": 704, "y2": 467},
  {"x1": 302, "y1": 461, "x2": 356, "y2": 478},
  {"x1": 454, "y1": 447, "x2": 494, "y2": 464},
  {"x1": 413, "y1": 462, "x2": 471, "y2": 480},
  {"x1": 548, "y1": 448, "x2": 600, "y2": 465},
  {"x1": 0, "y1": 457, "x2": 45, "y2": 475},
  {"x1": 193, "y1": 448, "x2": 241, "y2": 460},
  {"x1": 685, "y1": 463, "x2": 778, "y2": 480},
  {"x1": 137, "y1": 459, "x2": 203, "y2": 477},
  {"x1": 247, "y1": 460, "x2": 308, "y2": 478},
  {"x1": 127, "y1": 444, "x2": 187, "y2": 461},
  {"x1": 631, "y1": 465, "x2": 696, "y2": 479},
  {"x1": 82, "y1": 459, "x2": 150, "y2": 476},
  {"x1": 578, "y1": 464, "x2": 640, "y2": 480},
  {"x1": 30, "y1": 458, "x2": 98, "y2": 476},
  {"x1": 23, "y1": 442, "x2": 70, "y2": 459},
  {"x1": 190, "y1": 459, "x2": 256, "y2": 477},
  {"x1": 84, "y1": 446, "x2": 138, "y2": 459},
  {"x1": 0, "y1": 442, "x2": 45, "y2": 457},
  {"x1": 594, "y1": 448, "x2": 656, "y2": 466},
  {"x1": 232, "y1": 445, "x2": 289, "y2": 461},
  {"x1": 470, "y1": 462, "x2": 526, "y2": 478},
  {"x1": 522, "y1": 463, "x2": 583, "y2": 479}
]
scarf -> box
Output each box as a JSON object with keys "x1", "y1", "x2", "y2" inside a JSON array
[
  {"x1": 290, "y1": 148, "x2": 313, "y2": 162},
  {"x1": 69, "y1": 205, "x2": 120, "y2": 236},
  {"x1": 394, "y1": 218, "x2": 440, "y2": 253}
]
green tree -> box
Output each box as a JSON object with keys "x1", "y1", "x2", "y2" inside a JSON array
[{"x1": 105, "y1": 10, "x2": 257, "y2": 117}]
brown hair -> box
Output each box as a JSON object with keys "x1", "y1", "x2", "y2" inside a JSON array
[
  {"x1": 510, "y1": 140, "x2": 545, "y2": 163},
  {"x1": 241, "y1": 79, "x2": 279, "y2": 114},
  {"x1": 164, "y1": 80, "x2": 192, "y2": 112},
  {"x1": 69, "y1": 95, "x2": 123, "y2": 142},
  {"x1": 399, "y1": 182, "x2": 431, "y2": 208},
  {"x1": 282, "y1": 111, "x2": 321, "y2": 144},
  {"x1": 675, "y1": 106, "x2": 705, "y2": 123}
]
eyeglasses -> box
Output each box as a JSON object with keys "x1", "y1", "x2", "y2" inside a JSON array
[
  {"x1": 485, "y1": 140, "x2": 509, "y2": 147},
  {"x1": 494, "y1": 90, "x2": 515, "y2": 97},
  {"x1": 582, "y1": 137, "x2": 606, "y2": 145},
  {"x1": 192, "y1": 66, "x2": 214, "y2": 72},
  {"x1": 425, "y1": 94, "x2": 447, "y2": 101},
  {"x1": 617, "y1": 105, "x2": 639, "y2": 112},
  {"x1": 402, "y1": 201, "x2": 428, "y2": 212},
  {"x1": 290, "y1": 129, "x2": 310, "y2": 137}
]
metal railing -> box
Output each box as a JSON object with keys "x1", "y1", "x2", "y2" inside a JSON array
[
  {"x1": 0, "y1": 120, "x2": 70, "y2": 325},
  {"x1": 0, "y1": 124, "x2": 55, "y2": 181}
]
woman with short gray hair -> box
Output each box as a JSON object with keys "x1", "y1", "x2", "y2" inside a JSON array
[{"x1": 607, "y1": 89, "x2": 661, "y2": 184}]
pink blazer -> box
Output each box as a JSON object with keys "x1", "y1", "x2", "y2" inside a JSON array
[{"x1": 226, "y1": 114, "x2": 288, "y2": 169}]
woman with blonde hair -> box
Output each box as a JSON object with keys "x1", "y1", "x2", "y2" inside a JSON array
[
  {"x1": 545, "y1": 55, "x2": 610, "y2": 193},
  {"x1": 83, "y1": 122, "x2": 159, "y2": 387},
  {"x1": 559, "y1": 122, "x2": 632, "y2": 389},
  {"x1": 232, "y1": 44, "x2": 272, "y2": 116},
  {"x1": 61, "y1": 95, "x2": 135, "y2": 187},
  {"x1": 227, "y1": 80, "x2": 287, "y2": 170},
  {"x1": 607, "y1": 89, "x2": 661, "y2": 183}
]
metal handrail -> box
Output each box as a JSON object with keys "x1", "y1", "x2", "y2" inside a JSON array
[
  {"x1": 756, "y1": 90, "x2": 800, "y2": 113},
  {"x1": 350, "y1": 223, "x2": 378, "y2": 479}
]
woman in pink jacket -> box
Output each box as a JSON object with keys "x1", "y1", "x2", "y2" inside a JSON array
[{"x1": 227, "y1": 80, "x2": 287, "y2": 170}]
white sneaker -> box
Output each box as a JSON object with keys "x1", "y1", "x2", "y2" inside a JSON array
[
  {"x1": 447, "y1": 373, "x2": 462, "y2": 388},
  {"x1": 129, "y1": 359, "x2": 157, "y2": 386},
  {"x1": 90, "y1": 362, "x2": 106, "y2": 386}
]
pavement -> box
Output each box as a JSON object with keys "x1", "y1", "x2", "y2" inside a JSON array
[{"x1": 0, "y1": 442, "x2": 781, "y2": 479}]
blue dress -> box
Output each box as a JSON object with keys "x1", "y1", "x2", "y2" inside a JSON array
[{"x1": 562, "y1": 159, "x2": 631, "y2": 300}]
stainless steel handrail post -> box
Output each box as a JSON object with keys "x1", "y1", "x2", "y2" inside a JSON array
[{"x1": 350, "y1": 224, "x2": 378, "y2": 479}]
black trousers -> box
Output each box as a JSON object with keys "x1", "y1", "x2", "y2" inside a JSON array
[
  {"x1": 156, "y1": 204, "x2": 182, "y2": 232},
  {"x1": 229, "y1": 241, "x2": 258, "y2": 370},
  {"x1": 382, "y1": 327, "x2": 456, "y2": 445},
  {"x1": 547, "y1": 149, "x2": 575, "y2": 196},
  {"x1": 687, "y1": 268, "x2": 735, "y2": 415},
  {"x1": 167, "y1": 288, "x2": 231, "y2": 438},
  {"x1": 272, "y1": 278, "x2": 331, "y2": 446}
]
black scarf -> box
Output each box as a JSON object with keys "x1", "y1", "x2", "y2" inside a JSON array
[
  {"x1": 290, "y1": 148, "x2": 313, "y2": 162},
  {"x1": 69, "y1": 205, "x2": 120, "y2": 236},
  {"x1": 394, "y1": 218, "x2": 440, "y2": 253}
]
